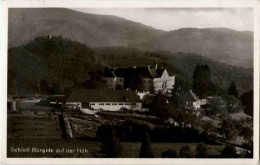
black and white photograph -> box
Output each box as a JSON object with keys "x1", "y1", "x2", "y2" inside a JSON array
[{"x1": 1, "y1": 0, "x2": 259, "y2": 164}]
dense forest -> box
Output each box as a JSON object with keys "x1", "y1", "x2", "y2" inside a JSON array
[{"x1": 8, "y1": 36, "x2": 253, "y2": 97}]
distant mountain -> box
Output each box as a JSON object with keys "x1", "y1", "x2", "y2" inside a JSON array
[
  {"x1": 139, "y1": 28, "x2": 253, "y2": 68},
  {"x1": 8, "y1": 8, "x2": 253, "y2": 68},
  {"x1": 8, "y1": 8, "x2": 165, "y2": 48}
]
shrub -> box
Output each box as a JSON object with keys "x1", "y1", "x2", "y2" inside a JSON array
[
  {"x1": 221, "y1": 145, "x2": 238, "y2": 158},
  {"x1": 161, "y1": 149, "x2": 178, "y2": 158},
  {"x1": 179, "y1": 145, "x2": 193, "y2": 158},
  {"x1": 239, "y1": 126, "x2": 253, "y2": 141},
  {"x1": 195, "y1": 143, "x2": 208, "y2": 158},
  {"x1": 139, "y1": 132, "x2": 154, "y2": 158},
  {"x1": 97, "y1": 125, "x2": 123, "y2": 158},
  {"x1": 220, "y1": 119, "x2": 237, "y2": 140}
]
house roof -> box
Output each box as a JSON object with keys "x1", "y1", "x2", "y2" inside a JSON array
[
  {"x1": 148, "y1": 68, "x2": 165, "y2": 78},
  {"x1": 182, "y1": 90, "x2": 200, "y2": 102},
  {"x1": 103, "y1": 70, "x2": 116, "y2": 78},
  {"x1": 66, "y1": 89, "x2": 141, "y2": 103}
]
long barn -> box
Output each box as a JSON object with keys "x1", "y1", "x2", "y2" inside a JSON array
[{"x1": 66, "y1": 89, "x2": 142, "y2": 111}]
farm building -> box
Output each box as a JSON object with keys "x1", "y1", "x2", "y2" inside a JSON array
[
  {"x1": 66, "y1": 89, "x2": 142, "y2": 111},
  {"x1": 181, "y1": 90, "x2": 201, "y2": 110},
  {"x1": 102, "y1": 63, "x2": 175, "y2": 94}
]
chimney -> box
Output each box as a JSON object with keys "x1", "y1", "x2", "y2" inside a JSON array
[
  {"x1": 148, "y1": 65, "x2": 150, "y2": 69},
  {"x1": 155, "y1": 59, "x2": 158, "y2": 69}
]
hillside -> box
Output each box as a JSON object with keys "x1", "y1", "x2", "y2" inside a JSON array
[
  {"x1": 8, "y1": 8, "x2": 253, "y2": 68},
  {"x1": 8, "y1": 36, "x2": 101, "y2": 95},
  {"x1": 8, "y1": 36, "x2": 253, "y2": 96},
  {"x1": 139, "y1": 28, "x2": 253, "y2": 68},
  {"x1": 94, "y1": 47, "x2": 253, "y2": 95}
]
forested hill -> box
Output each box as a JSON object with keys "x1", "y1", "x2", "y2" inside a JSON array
[
  {"x1": 93, "y1": 47, "x2": 253, "y2": 95},
  {"x1": 8, "y1": 36, "x2": 253, "y2": 96},
  {"x1": 8, "y1": 36, "x2": 103, "y2": 95}
]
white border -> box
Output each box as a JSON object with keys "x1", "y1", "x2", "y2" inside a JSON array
[{"x1": 1, "y1": 0, "x2": 259, "y2": 165}]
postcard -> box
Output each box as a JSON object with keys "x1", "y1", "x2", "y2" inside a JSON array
[{"x1": 1, "y1": 0, "x2": 259, "y2": 164}]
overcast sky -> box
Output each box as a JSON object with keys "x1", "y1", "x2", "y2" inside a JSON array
[{"x1": 72, "y1": 8, "x2": 253, "y2": 32}]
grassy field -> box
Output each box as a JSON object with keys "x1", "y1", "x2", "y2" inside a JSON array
[
  {"x1": 7, "y1": 138, "x2": 224, "y2": 158},
  {"x1": 8, "y1": 113, "x2": 61, "y2": 139}
]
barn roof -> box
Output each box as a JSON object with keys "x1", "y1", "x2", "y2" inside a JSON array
[
  {"x1": 66, "y1": 89, "x2": 141, "y2": 103},
  {"x1": 182, "y1": 90, "x2": 200, "y2": 102}
]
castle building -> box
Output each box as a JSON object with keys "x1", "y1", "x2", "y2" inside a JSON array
[{"x1": 102, "y1": 63, "x2": 175, "y2": 94}]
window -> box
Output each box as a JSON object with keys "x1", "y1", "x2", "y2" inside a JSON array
[
  {"x1": 106, "y1": 103, "x2": 111, "y2": 105},
  {"x1": 112, "y1": 103, "x2": 117, "y2": 105},
  {"x1": 119, "y1": 103, "x2": 123, "y2": 105},
  {"x1": 131, "y1": 103, "x2": 136, "y2": 106},
  {"x1": 125, "y1": 103, "x2": 130, "y2": 105},
  {"x1": 99, "y1": 103, "x2": 104, "y2": 105},
  {"x1": 90, "y1": 103, "x2": 95, "y2": 106}
]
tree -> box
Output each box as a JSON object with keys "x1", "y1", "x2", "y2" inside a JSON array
[
  {"x1": 139, "y1": 132, "x2": 154, "y2": 158},
  {"x1": 240, "y1": 126, "x2": 253, "y2": 141},
  {"x1": 228, "y1": 81, "x2": 238, "y2": 98},
  {"x1": 239, "y1": 90, "x2": 253, "y2": 116},
  {"x1": 222, "y1": 94, "x2": 242, "y2": 113},
  {"x1": 171, "y1": 79, "x2": 182, "y2": 108},
  {"x1": 208, "y1": 97, "x2": 228, "y2": 118},
  {"x1": 179, "y1": 145, "x2": 193, "y2": 158},
  {"x1": 221, "y1": 119, "x2": 237, "y2": 140},
  {"x1": 162, "y1": 149, "x2": 178, "y2": 158},
  {"x1": 221, "y1": 145, "x2": 238, "y2": 158},
  {"x1": 192, "y1": 64, "x2": 213, "y2": 98},
  {"x1": 195, "y1": 143, "x2": 208, "y2": 158},
  {"x1": 97, "y1": 125, "x2": 123, "y2": 158},
  {"x1": 151, "y1": 93, "x2": 171, "y2": 119}
]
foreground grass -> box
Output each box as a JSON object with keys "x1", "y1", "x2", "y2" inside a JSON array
[{"x1": 7, "y1": 138, "x2": 224, "y2": 158}]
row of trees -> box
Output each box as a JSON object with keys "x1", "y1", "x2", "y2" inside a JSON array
[
  {"x1": 192, "y1": 64, "x2": 239, "y2": 98},
  {"x1": 96, "y1": 124, "x2": 242, "y2": 158}
]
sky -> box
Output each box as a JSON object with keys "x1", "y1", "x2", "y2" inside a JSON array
[{"x1": 72, "y1": 8, "x2": 253, "y2": 32}]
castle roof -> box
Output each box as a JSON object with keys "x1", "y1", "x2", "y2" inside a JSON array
[{"x1": 105, "y1": 66, "x2": 165, "y2": 79}]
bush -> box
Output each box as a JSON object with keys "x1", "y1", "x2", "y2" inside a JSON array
[
  {"x1": 97, "y1": 125, "x2": 123, "y2": 158},
  {"x1": 221, "y1": 145, "x2": 238, "y2": 158},
  {"x1": 195, "y1": 143, "x2": 208, "y2": 158},
  {"x1": 139, "y1": 133, "x2": 154, "y2": 158},
  {"x1": 239, "y1": 126, "x2": 253, "y2": 141},
  {"x1": 99, "y1": 121, "x2": 208, "y2": 143},
  {"x1": 179, "y1": 145, "x2": 193, "y2": 158},
  {"x1": 162, "y1": 149, "x2": 178, "y2": 158},
  {"x1": 220, "y1": 119, "x2": 237, "y2": 140}
]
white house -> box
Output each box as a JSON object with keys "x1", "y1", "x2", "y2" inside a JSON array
[
  {"x1": 153, "y1": 69, "x2": 175, "y2": 94},
  {"x1": 181, "y1": 90, "x2": 201, "y2": 110},
  {"x1": 66, "y1": 89, "x2": 142, "y2": 111}
]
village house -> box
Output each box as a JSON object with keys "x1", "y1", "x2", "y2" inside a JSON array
[
  {"x1": 181, "y1": 90, "x2": 201, "y2": 110},
  {"x1": 66, "y1": 89, "x2": 142, "y2": 111},
  {"x1": 102, "y1": 63, "x2": 175, "y2": 94}
]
